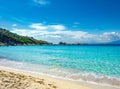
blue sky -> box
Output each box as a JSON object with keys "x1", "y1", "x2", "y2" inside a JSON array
[{"x1": 0, "y1": 0, "x2": 120, "y2": 43}]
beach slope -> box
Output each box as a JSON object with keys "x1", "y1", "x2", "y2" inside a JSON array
[{"x1": 0, "y1": 67, "x2": 119, "y2": 89}]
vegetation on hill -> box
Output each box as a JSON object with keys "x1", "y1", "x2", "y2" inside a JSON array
[{"x1": 0, "y1": 28, "x2": 50, "y2": 46}]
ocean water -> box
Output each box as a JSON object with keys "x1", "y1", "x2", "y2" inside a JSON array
[{"x1": 0, "y1": 46, "x2": 120, "y2": 87}]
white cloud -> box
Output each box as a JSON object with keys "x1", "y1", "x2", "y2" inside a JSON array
[
  {"x1": 49, "y1": 25, "x2": 66, "y2": 30},
  {"x1": 12, "y1": 24, "x2": 17, "y2": 27},
  {"x1": 11, "y1": 23, "x2": 120, "y2": 44},
  {"x1": 98, "y1": 32, "x2": 120, "y2": 42},
  {"x1": 33, "y1": 0, "x2": 50, "y2": 6},
  {"x1": 29, "y1": 23, "x2": 66, "y2": 31},
  {"x1": 11, "y1": 28, "x2": 30, "y2": 36},
  {"x1": 29, "y1": 23, "x2": 47, "y2": 30}
]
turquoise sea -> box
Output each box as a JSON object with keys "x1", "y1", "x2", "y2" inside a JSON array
[{"x1": 0, "y1": 46, "x2": 120, "y2": 87}]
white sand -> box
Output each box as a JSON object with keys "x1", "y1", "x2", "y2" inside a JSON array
[{"x1": 0, "y1": 66, "x2": 119, "y2": 89}]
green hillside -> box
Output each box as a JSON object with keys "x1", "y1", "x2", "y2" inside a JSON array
[{"x1": 0, "y1": 28, "x2": 50, "y2": 46}]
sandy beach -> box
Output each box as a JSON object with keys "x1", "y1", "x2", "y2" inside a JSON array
[{"x1": 0, "y1": 66, "x2": 119, "y2": 89}]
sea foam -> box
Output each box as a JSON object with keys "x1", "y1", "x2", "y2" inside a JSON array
[{"x1": 0, "y1": 58, "x2": 120, "y2": 88}]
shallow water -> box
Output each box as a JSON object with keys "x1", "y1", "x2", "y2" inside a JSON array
[{"x1": 0, "y1": 46, "x2": 120, "y2": 87}]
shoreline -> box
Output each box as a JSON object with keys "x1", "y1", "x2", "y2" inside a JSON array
[
  {"x1": 0, "y1": 66, "x2": 119, "y2": 89},
  {"x1": 0, "y1": 58, "x2": 120, "y2": 88}
]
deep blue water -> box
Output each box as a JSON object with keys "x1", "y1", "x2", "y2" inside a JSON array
[{"x1": 0, "y1": 46, "x2": 120, "y2": 86}]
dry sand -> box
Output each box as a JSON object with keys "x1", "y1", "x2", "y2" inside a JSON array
[{"x1": 0, "y1": 66, "x2": 119, "y2": 89}]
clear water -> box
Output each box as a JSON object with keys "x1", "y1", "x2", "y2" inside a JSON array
[{"x1": 0, "y1": 46, "x2": 120, "y2": 87}]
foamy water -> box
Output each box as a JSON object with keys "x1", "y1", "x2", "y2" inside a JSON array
[{"x1": 0, "y1": 58, "x2": 120, "y2": 88}]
